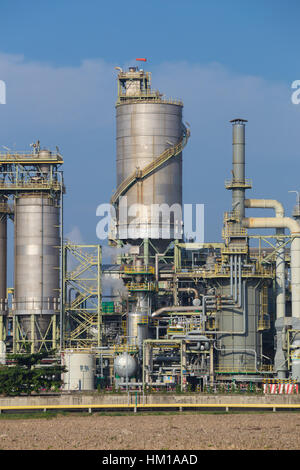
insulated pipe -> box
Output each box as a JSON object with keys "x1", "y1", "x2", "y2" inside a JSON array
[
  {"x1": 228, "y1": 255, "x2": 242, "y2": 309},
  {"x1": 234, "y1": 255, "x2": 238, "y2": 302},
  {"x1": 230, "y1": 256, "x2": 233, "y2": 296},
  {"x1": 213, "y1": 343, "x2": 269, "y2": 375},
  {"x1": 178, "y1": 288, "x2": 199, "y2": 299},
  {"x1": 242, "y1": 217, "x2": 300, "y2": 319},
  {"x1": 157, "y1": 281, "x2": 247, "y2": 336},
  {"x1": 245, "y1": 199, "x2": 284, "y2": 217},
  {"x1": 152, "y1": 306, "x2": 202, "y2": 317},
  {"x1": 238, "y1": 255, "x2": 242, "y2": 307},
  {"x1": 152, "y1": 293, "x2": 216, "y2": 318},
  {"x1": 245, "y1": 199, "x2": 285, "y2": 320}
]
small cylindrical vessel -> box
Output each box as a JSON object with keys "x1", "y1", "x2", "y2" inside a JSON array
[{"x1": 62, "y1": 351, "x2": 95, "y2": 391}]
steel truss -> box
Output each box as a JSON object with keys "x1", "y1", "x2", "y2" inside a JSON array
[{"x1": 62, "y1": 244, "x2": 102, "y2": 349}]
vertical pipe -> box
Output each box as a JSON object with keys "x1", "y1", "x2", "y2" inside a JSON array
[
  {"x1": 98, "y1": 245, "x2": 101, "y2": 348},
  {"x1": 209, "y1": 342, "x2": 214, "y2": 387},
  {"x1": 234, "y1": 255, "x2": 238, "y2": 303},
  {"x1": 0, "y1": 209, "x2": 7, "y2": 343},
  {"x1": 238, "y1": 255, "x2": 242, "y2": 307},
  {"x1": 244, "y1": 199, "x2": 286, "y2": 320},
  {"x1": 291, "y1": 236, "x2": 300, "y2": 319},
  {"x1": 276, "y1": 228, "x2": 286, "y2": 319},
  {"x1": 60, "y1": 175, "x2": 64, "y2": 351},
  {"x1": 0, "y1": 202, "x2": 7, "y2": 320},
  {"x1": 230, "y1": 255, "x2": 233, "y2": 296},
  {"x1": 143, "y1": 238, "x2": 149, "y2": 267},
  {"x1": 244, "y1": 199, "x2": 287, "y2": 378},
  {"x1": 242, "y1": 217, "x2": 300, "y2": 320}
]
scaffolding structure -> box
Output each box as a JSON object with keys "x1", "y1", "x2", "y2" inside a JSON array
[{"x1": 62, "y1": 244, "x2": 102, "y2": 349}]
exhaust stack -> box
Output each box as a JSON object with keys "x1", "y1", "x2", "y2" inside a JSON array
[{"x1": 226, "y1": 119, "x2": 251, "y2": 220}]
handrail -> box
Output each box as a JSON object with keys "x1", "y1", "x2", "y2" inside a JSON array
[{"x1": 111, "y1": 127, "x2": 190, "y2": 206}]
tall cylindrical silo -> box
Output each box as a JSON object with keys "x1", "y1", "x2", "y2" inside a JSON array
[
  {"x1": 13, "y1": 193, "x2": 60, "y2": 343},
  {"x1": 113, "y1": 66, "x2": 187, "y2": 249}
]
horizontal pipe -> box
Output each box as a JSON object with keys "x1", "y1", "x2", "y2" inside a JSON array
[
  {"x1": 178, "y1": 288, "x2": 199, "y2": 298},
  {"x1": 152, "y1": 306, "x2": 202, "y2": 318},
  {"x1": 243, "y1": 216, "x2": 300, "y2": 234},
  {"x1": 2, "y1": 403, "x2": 300, "y2": 412},
  {"x1": 245, "y1": 199, "x2": 284, "y2": 218}
]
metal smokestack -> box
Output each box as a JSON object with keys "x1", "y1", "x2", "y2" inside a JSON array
[{"x1": 230, "y1": 118, "x2": 248, "y2": 219}]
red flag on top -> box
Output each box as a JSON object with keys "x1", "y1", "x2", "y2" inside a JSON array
[{"x1": 136, "y1": 58, "x2": 147, "y2": 62}]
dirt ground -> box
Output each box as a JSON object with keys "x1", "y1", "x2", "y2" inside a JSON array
[{"x1": 0, "y1": 412, "x2": 300, "y2": 450}]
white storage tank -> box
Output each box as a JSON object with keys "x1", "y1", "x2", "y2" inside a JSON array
[
  {"x1": 114, "y1": 353, "x2": 137, "y2": 378},
  {"x1": 61, "y1": 350, "x2": 95, "y2": 391}
]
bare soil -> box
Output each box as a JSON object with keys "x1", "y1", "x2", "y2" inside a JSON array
[{"x1": 0, "y1": 412, "x2": 299, "y2": 450}]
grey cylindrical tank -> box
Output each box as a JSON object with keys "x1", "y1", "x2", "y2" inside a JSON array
[
  {"x1": 0, "y1": 201, "x2": 7, "y2": 315},
  {"x1": 217, "y1": 279, "x2": 262, "y2": 374},
  {"x1": 127, "y1": 292, "x2": 149, "y2": 348},
  {"x1": 13, "y1": 194, "x2": 60, "y2": 340},
  {"x1": 38, "y1": 149, "x2": 51, "y2": 175},
  {"x1": 116, "y1": 102, "x2": 183, "y2": 242}
]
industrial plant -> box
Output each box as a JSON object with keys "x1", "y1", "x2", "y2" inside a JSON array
[{"x1": 1, "y1": 63, "x2": 300, "y2": 393}]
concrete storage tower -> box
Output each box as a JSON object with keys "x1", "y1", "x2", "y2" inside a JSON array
[{"x1": 110, "y1": 63, "x2": 190, "y2": 251}]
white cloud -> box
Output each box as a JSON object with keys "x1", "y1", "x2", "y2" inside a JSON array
[
  {"x1": 0, "y1": 53, "x2": 115, "y2": 136},
  {"x1": 0, "y1": 53, "x2": 299, "y2": 242}
]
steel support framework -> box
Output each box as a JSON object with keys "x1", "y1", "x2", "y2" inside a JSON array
[
  {"x1": 12, "y1": 314, "x2": 59, "y2": 354},
  {"x1": 62, "y1": 244, "x2": 102, "y2": 349},
  {"x1": 142, "y1": 339, "x2": 186, "y2": 391}
]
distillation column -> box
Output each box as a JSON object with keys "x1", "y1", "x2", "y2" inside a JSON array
[
  {"x1": 11, "y1": 148, "x2": 63, "y2": 352},
  {"x1": 111, "y1": 65, "x2": 189, "y2": 355}
]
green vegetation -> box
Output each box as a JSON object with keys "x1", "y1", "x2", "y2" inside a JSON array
[{"x1": 0, "y1": 349, "x2": 66, "y2": 396}]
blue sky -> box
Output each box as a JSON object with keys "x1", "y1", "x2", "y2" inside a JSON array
[
  {"x1": 0, "y1": 0, "x2": 299, "y2": 81},
  {"x1": 0, "y1": 0, "x2": 300, "y2": 275}
]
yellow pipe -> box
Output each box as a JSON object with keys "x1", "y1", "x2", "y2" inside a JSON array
[{"x1": 1, "y1": 403, "x2": 300, "y2": 411}]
